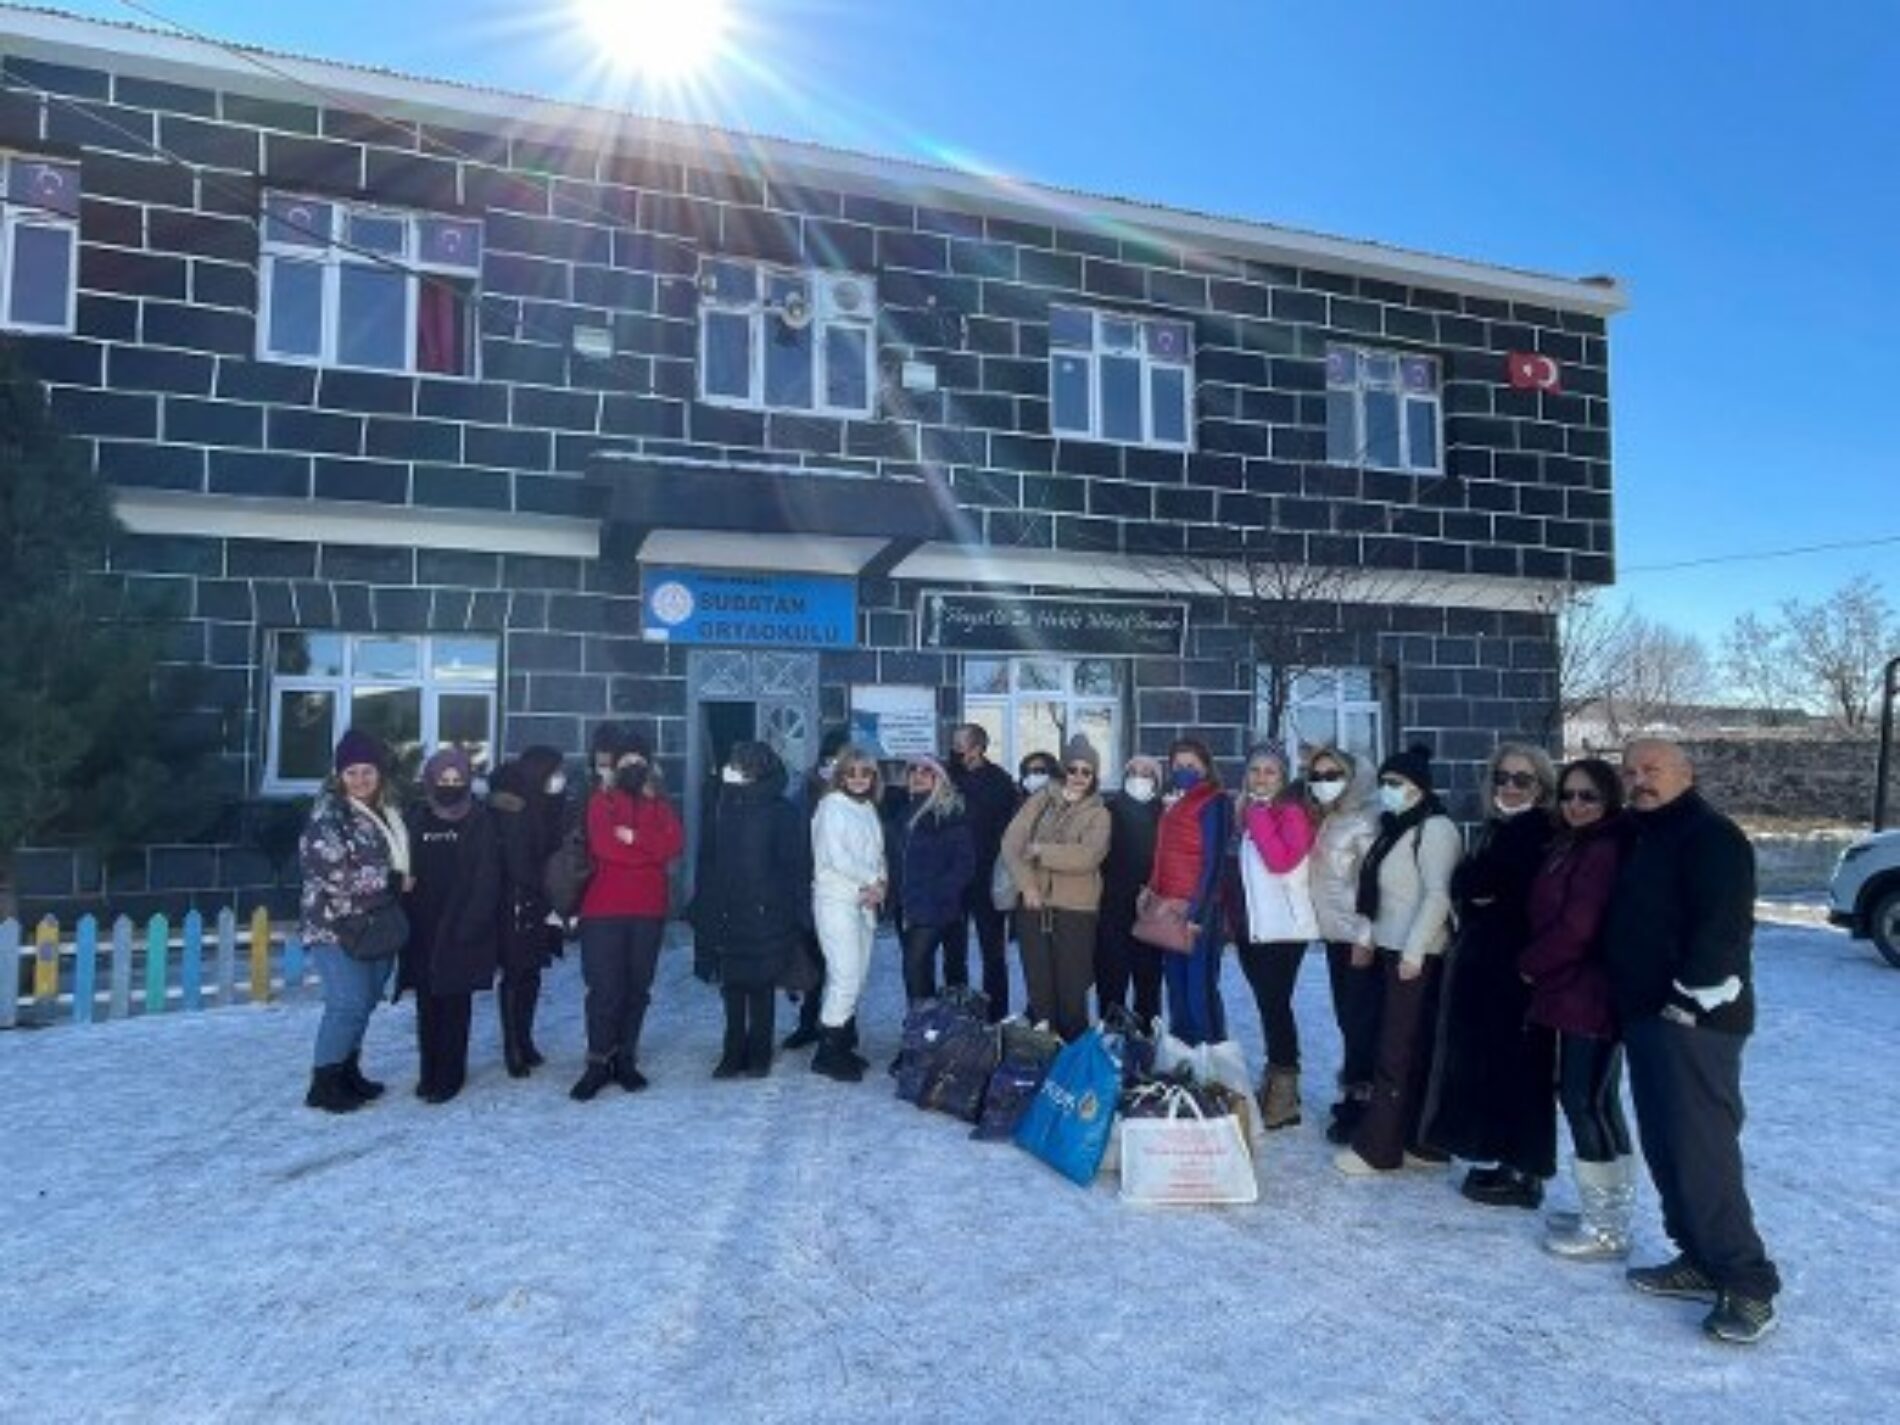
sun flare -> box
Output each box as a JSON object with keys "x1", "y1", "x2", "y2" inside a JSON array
[{"x1": 573, "y1": 0, "x2": 731, "y2": 79}]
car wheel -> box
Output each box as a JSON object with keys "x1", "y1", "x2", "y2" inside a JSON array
[{"x1": 1870, "y1": 887, "x2": 1900, "y2": 970}]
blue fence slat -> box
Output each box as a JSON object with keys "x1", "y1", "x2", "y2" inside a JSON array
[
  {"x1": 73, "y1": 916, "x2": 98, "y2": 1025},
  {"x1": 215, "y1": 909, "x2": 236, "y2": 1007},
  {"x1": 0, "y1": 919, "x2": 18, "y2": 1030},
  {"x1": 181, "y1": 910, "x2": 203, "y2": 1012},
  {"x1": 109, "y1": 917, "x2": 132, "y2": 1019},
  {"x1": 144, "y1": 914, "x2": 169, "y2": 1015},
  {"x1": 281, "y1": 934, "x2": 305, "y2": 995}
]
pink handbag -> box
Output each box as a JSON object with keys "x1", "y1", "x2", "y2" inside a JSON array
[{"x1": 1132, "y1": 887, "x2": 1198, "y2": 955}]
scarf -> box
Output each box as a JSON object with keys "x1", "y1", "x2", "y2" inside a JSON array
[
  {"x1": 350, "y1": 796, "x2": 412, "y2": 877},
  {"x1": 1354, "y1": 793, "x2": 1442, "y2": 920}
]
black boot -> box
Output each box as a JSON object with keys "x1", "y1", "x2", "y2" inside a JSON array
[
  {"x1": 499, "y1": 990, "x2": 530, "y2": 1080},
  {"x1": 781, "y1": 992, "x2": 821, "y2": 1050},
  {"x1": 811, "y1": 1027, "x2": 864, "y2": 1083},
  {"x1": 714, "y1": 993, "x2": 747, "y2": 1077},
  {"x1": 340, "y1": 1051, "x2": 385, "y2": 1101},
  {"x1": 515, "y1": 978, "x2": 545, "y2": 1067},
  {"x1": 1462, "y1": 1167, "x2": 1544, "y2": 1210},
  {"x1": 570, "y1": 1056, "x2": 616, "y2": 1102},
  {"x1": 744, "y1": 990, "x2": 775, "y2": 1077},
  {"x1": 841, "y1": 1016, "x2": 870, "y2": 1072},
  {"x1": 305, "y1": 1064, "x2": 364, "y2": 1114}
]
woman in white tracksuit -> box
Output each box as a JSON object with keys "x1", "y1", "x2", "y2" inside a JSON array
[{"x1": 810, "y1": 744, "x2": 888, "y2": 1082}]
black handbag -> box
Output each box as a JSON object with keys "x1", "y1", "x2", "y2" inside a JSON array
[{"x1": 335, "y1": 899, "x2": 409, "y2": 962}]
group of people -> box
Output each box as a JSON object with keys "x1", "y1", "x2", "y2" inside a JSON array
[{"x1": 297, "y1": 720, "x2": 1778, "y2": 1345}]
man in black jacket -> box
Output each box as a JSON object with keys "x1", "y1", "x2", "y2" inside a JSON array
[
  {"x1": 1603, "y1": 739, "x2": 1780, "y2": 1344},
  {"x1": 948, "y1": 723, "x2": 1018, "y2": 1022}
]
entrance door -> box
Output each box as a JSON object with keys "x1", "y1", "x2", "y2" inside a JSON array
[{"x1": 683, "y1": 649, "x2": 819, "y2": 894}]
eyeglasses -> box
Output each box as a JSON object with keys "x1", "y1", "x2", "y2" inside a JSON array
[
  {"x1": 1064, "y1": 764, "x2": 1094, "y2": 778},
  {"x1": 1308, "y1": 770, "x2": 1345, "y2": 784},
  {"x1": 1492, "y1": 770, "x2": 1539, "y2": 791},
  {"x1": 1559, "y1": 788, "x2": 1603, "y2": 805}
]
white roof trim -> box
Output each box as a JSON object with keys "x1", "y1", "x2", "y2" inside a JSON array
[
  {"x1": 114, "y1": 490, "x2": 600, "y2": 558},
  {"x1": 636, "y1": 530, "x2": 887, "y2": 577},
  {"x1": 1, "y1": 6, "x2": 1626, "y2": 315}
]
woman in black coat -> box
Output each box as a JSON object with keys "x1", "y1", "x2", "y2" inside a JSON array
[
  {"x1": 489, "y1": 745, "x2": 567, "y2": 1078},
  {"x1": 1420, "y1": 743, "x2": 1558, "y2": 1205},
  {"x1": 888, "y1": 755, "x2": 976, "y2": 1007},
  {"x1": 402, "y1": 747, "x2": 501, "y2": 1104},
  {"x1": 691, "y1": 741, "x2": 812, "y2": 1078},
  {"x1": 1096, "y1": 753, "x2": 1165, "y2": 1024}
]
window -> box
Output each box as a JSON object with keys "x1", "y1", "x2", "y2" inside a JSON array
[
  {"x1": 962, "y1": 657, "x2": 1124, "y2": 787},
  {"x1": 264, "y1": 632, "x2": 498, "y2": 793},
  {"x1": 259, "y1": 192, "x2": 481, "y2": 376},
  {"x1": 0, "y1": 154, "x2": 80, "y2": 334},
  {"x1": 1048, "y1": 305, "x2": 1193, "y2": 449},
  {"x1": 1255, "y1": 665, "x2": 1387, "y2": 764},
  {"x1": 697, "y1": 260, "x2": 877, "y2": 416},
  {"x1": 1325, "y1": 345, "x2": 1440, "y2": 472}
]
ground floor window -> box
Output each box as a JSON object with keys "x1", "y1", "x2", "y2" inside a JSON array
[
  {"x1": 961, "y1": 656, "x2": 1124, "y2": 786},
  {"x1": 264, "y1": 632, "x2": 499, "y2": 794},
  {"x1": 1255, "y1": 665, "x2": 1388, "y2": 765}
]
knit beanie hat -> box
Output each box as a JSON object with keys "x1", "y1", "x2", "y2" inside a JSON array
[
  {"x1": 333, "y1": 728, "x2": 387, "y2": 774},
  {"x1": 1378, "y1": 742, "x2": 1435, "y2": 795},
  {"x1": 1124, "y1": 754, "x2": 1163, "y2": 782},
  {"x1": 620, "y1": 727, "x2": 654, "y2": 762},
  {"x1": 422, "y1": 746, "x2": 473, "y2": 787},
  {"x1": 1063, "y1": 734, "x2": 1100, "y2": 775}
]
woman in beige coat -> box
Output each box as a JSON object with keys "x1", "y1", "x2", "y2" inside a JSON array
[{"x1": 1000, "y1": 735, "x2": 1111, "y2": 1041}]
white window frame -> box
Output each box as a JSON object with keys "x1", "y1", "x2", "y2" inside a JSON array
[
  {"x1": 696, "y1": 259, "x2": 878, "y2": 417},
  {"x1": 1047, "y1": 303, "x2": 1194, "y2": 451},
  {"x1": 1324, "y1": 343, "x2": 1442, "y2": 474},
  {"x1": 258, "y1": 191, "x2": 482, "y2": 377},
  {"x1": 1255, "y1": 664, "x2": 1388, "y2": 766},
  {"x1": 0, "y1": 153, "x2": 80, "y2": 335},
  {"x1": 961, "y1": 656, "x2": 1125, "y2": 788},
  {"x1": 262, "y1": 632, "x2": 500, "y2": 796}
]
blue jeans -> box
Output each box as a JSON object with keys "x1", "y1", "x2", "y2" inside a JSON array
[{"x1": 313, "y1": 945, "x2": 393, "y2": 1068}]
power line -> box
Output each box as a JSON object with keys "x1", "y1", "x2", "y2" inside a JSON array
[{"x1": 1621, "y1": 532, "x2": 1900, "y2": 575}]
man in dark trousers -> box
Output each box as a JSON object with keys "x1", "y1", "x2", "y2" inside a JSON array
[
  {"x1": 948, "y1": 723, "x2": 1018, "y2": 1022},
  {"x1": 1604, "y1": 738, "x2": 1780, "y2": 1345}
]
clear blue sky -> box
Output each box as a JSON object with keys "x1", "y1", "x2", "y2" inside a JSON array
[{"x1": 48, "y1": 0, "x2": 1900, "y2": 654}]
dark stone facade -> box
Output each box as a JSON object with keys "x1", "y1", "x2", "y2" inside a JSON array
[{"x1": 0, "y1": 28, "x2": 1604, "y2": 920}]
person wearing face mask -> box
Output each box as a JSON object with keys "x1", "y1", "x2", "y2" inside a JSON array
[
  {"x1": 809, "y1": 745, "x2": 888, "y2": 1082},
  {"x1": 1096, "y1": 754, "x2": 1165, "y2": 1024},
  {"x1": 488, "y1": 745, "x2": 569, "y2": 1078},
  {"x1": 1419, "y1": 743, "x2": 1560, "y2": 1207},
  {"x1": 1335, "y1": 742, "x2": 1462, "y2": 1176},
  {"x1": 947, "y1": 724, "x2": 1018, "y2": 1021},
  {"x1": 572, "y1": 730, "x2": 685, "y2": 1101},
  {"x1": 780, "y1": 726, "x2": 851, "y2": 1053},
  {"x1": 1017, "y1": 750, "x2": 1060, "y2": 801},
  {"x1": 1000, "y1": 735, "x2": 1110, "y2": 1041},
  {"x1": 691, "y1": 741, "x2": 811, "y2": 1078},
  {"x1": 400, "y1": 747, "x2": 502, "y2": 1105},
  {"x1": 1302, "y1": 746, "x2": 1383, "y2": 1145},
  {"x1": 298, "y1": 729, "x2": 412, "y2": 1113},
  {"x1": 1146, "y1": 738, "x2": 1234, "y2": 1047},
  {"x1": 1234, "y1": 743, "x2": 1320, "y2": 1131}
]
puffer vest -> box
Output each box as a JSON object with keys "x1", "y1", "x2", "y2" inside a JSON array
[{"x1": 1150, "y1": 782, "x2": 1220, "y2": 899}]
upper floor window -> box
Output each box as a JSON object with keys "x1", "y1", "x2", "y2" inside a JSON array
[
  {"x1": 0, "y1": 154, "x2": 80, "y2": 334},
  {"x1": 259, "y1": 192, "x2": 481, "y2": 377},
  {"x1": 961, "y1": 656, "x2": 1125, "y2": 789},
  {"x1": 1325, "y1": 345, "x2": 1440, "y2": 473},
  {"x1": 698, "y1": 260, "x2": 877, "y2": 416},
  {"x1": 1049, "y1": 304, "x2": 1193, "y2": 450},
  {"x1": 264, "y1": 631, "x2": 498, "y2": 795},
  {"x1": 1256, "y1": 665, "x2": 1388, "y2": 764}
]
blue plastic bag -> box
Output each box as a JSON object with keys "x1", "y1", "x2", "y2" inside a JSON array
[{"x1": 1013, "y1": 1026, "x2": 1122, "y2": 1186}]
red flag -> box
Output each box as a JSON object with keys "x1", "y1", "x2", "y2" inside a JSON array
[{"x1": 1507, "y1": 352, "x2": 1561, "y2": 391}]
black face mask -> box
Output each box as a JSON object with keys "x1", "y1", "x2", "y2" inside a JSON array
[
  {"x1": 616, "y1": 764, "x2": 649, "y2": 795},
  {"x1": 433, "y1": 784, "x2": 470, "y2": 807}
]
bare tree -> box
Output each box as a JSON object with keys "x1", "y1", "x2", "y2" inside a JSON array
[
  {"x1": 1611, "y1": 615, "x2": 1715, "y2": 739},
  {"x1": 1780, "y1": 575, "x2": 1895, "y2": 731},
  {"x1": 1547, "y1": 585, "x2": 1630, "y2": 743}
]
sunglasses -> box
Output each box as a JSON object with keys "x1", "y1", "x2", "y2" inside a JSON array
[
  {"x1": 1065, "y1": 764, "x2": 1095, "y2": 778},
  {"x1": 1308, "y1": 770, "x2": 1346, "y2": 783},
  {"x1": 1492, "y1": 770, "x2": 1539, "y2": 790},
  {"x1": 1559, "y1": 788, "x2": 1603, "y2": 805}
]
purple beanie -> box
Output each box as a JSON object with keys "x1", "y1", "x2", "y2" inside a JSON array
[{"x1": 333, "y1": 728, "x2": 388, "y2": 774}]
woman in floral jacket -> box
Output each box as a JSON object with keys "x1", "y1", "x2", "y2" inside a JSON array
[{"x1": 299, "y1": 729, "x2": 412, "y2": 1113}]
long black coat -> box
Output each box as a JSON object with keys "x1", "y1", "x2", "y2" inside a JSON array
[
  {"x1": 691, "y1": 768, "x2": 812, "y2": 989},
  {"x1": 401, "y1": 801, "x2": 502, "y2": 998},
  {"x1": 489, "y1": 763, "x2": 564, "y2": 974},
  {"x1": 1102, "y1": 792, "x2": 1162, "y2": 932},
  {"x1": 951, "y1": 759, "x2": 1018, "y2": 906},
  {"x1": 1420, "y1": 808, "x2": 1558, "y2": 1177}
]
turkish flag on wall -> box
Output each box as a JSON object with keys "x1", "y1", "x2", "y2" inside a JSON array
[{"x1": 1507, "y1": 352, "x2": 1562, "y2": 391}]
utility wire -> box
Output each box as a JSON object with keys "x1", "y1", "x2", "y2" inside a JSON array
[{"x1": 1621, "y1": 532, "x2": 1900, "y2": 576}]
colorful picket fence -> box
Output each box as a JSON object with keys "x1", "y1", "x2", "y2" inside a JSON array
[{"x1": 1, "y1": 908, "x2": 316, "y2": 1030}]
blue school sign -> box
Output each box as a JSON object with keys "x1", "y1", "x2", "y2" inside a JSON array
[{"x1": 641, "y1": 567, "x2": 857, "y2": 647}]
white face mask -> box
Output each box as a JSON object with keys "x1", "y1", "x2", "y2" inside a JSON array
[
  {"x1": 1493, "y1": 797, "x2": 1532, "y2": 817},
  {"x1": 1123, "y1": 775, "x2": 1156, "y2": 803},
  {"x1": 1310, "y1": 780, "x2": 1346, "y2": 806},
  {"x1": 1378, "y1": 783, "x2": 1414, "y2": 815},
  {"x1": 545, "y1": 774, "x2": 566, "y2": 797},
  {"x1": 721, "y1": 766, "x2": 746, "y2": 785},
  {"x1": 1022, "y1": 773, "x2": 1050, "y2": 794}
]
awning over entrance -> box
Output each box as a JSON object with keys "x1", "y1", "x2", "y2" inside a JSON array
[{"x1": 586, "y1": 454, "x2": 964, "y2": 578}]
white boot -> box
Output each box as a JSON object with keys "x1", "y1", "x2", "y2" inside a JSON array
[{"x1": 1543, "y1": 1157, "x2": 1633, "y2": 1261}]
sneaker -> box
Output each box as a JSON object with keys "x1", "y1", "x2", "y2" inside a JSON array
[
  {"x1": 1703, "y1": 1292, "x2": 1776, "y2": 1345},
  {"x1": 1627, "y1": 1254, "x2": 1719, "y2": 1301}
]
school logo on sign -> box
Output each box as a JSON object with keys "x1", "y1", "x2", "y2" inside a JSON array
[{"x1": 648, "y1": 581, "x2": 696, "y2": 628}]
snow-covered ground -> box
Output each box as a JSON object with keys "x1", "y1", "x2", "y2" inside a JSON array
[{"x1": 2, "y1": 917, "x2": 1895, "y2": 1423}]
